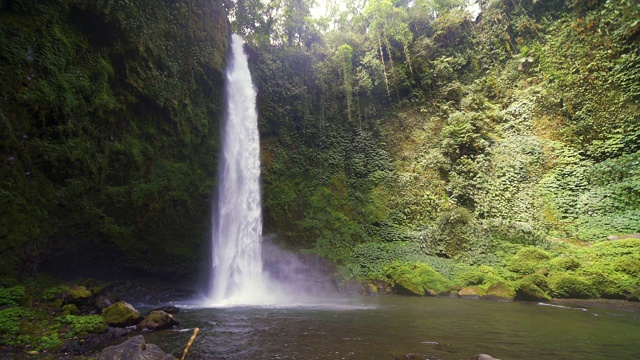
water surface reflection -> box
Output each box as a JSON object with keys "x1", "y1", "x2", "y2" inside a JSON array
[{"x1": 142, "y1": 296, "x2": 640, "y2": 360}]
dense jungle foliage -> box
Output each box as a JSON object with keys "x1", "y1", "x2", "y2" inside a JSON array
[
  {"x1": 1, "y1": 0, "x2": 639, "y2": 304},
  {"x1": 240, "y1": 0, "x2": 640, "y2": 299},
  {"x1": 0, "y1": 0, "x2": 229, "y2": 277}
]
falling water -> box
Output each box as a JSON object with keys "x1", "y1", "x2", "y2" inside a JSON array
[{"x1": 207, "y1": 34, "x2": 267, "y2": 305}]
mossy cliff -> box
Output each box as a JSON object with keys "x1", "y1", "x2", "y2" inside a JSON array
[{"x1": 0, "y1": 0, "x2": 229, "y2": 276}]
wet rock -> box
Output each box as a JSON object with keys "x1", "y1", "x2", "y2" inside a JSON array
[
  {"x1": 95, "y1": 335, "x2": 177, "y2": 360},
  {"x1": 102, "y1": 301, "x2": 143, "y2": 327},
  {"x1": 470, "y1": 354, "x2": 501, "y2": 360},
  {"x1": 136, "y1": 310, "x2": 179, "y2": 331}
]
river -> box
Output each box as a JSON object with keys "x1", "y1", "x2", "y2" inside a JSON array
[{"x1": 140, "y1": 296, "x2": 640, "y2": 360}]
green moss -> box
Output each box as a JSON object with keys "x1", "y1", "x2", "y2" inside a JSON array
[
  {"x1": 548, "y1": 256, "x2": 580, "y2": 271},
  {"x1": 458, "y1": 286, "x2": 485, "y2": 298},
  {"x1": 66, "y1": 285, "x2": 91, "y2": 300},
  {"x1": 485, "y1": 282, "x2": 515, "y2": 301},
  {"x1": 548, "y1": 273, "x2": 597, "y2": 299},
  {"x1": 454, "y1": 265, "x2": 504, "y2": 288},
  {"x1": 101, "y1": 301, "x2": 141, "y2": 327},
  {"x1": 515, "y1": 274, "x2": 551, "y2": 301},
  {"x1": 507, "y1": 247, "x2": 550, "y2": 274},
  {"x1": 384, "y1": 261, "x2": 451, "y2": 295}
]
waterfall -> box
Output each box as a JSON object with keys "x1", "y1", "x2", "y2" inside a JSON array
[{"x1": 207, "y1": 34, "x2": 267, "y2": 305}]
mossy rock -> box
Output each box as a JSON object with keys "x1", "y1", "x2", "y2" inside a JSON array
[
  {"x1": 507, "y1": 247, "x2": 550, "y2": 275},
  {"x1": 101, "y1": 301, "x2": 142, "y2": 327},
  {"x1": 385, "y1": 261, "x2": 451, "y2": 296},
  {"x1": 458, "y1": 286, "x2": 485, "y2": 299},
  {"x1": 455, "y1": 265, "x2": 504, "y2": 287},
  {"x1": 67, "y1": 286, "x2": 92, "y2": 301},
  {"x1": 515, "y1": 275, "x2": 551, "y2": 301},
  {"x1": 548, "y1": 256, "x2": 580, "y2": 271},
  {"x1": 136, "y1": 310, "x2": 179, "y2": 331},
  {"x1": 485, "y1": 282, "x2": 515, "y2": 302},
  {"x1": 548, "y1": 273, "x2": 598, "y2": 299},
  {"x1": 366, "y1": 283, "x2": 378, "y2": 295}
]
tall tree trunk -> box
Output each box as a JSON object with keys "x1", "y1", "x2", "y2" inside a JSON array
[{"x1": 377, "y1": 32, "x2": 391, "y2": 100}]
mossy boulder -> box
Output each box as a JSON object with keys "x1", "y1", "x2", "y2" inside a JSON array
[
  {"x1": 102, "y1": 302, "x2": 142, "y2": 327},
  {"x1": 515, "y1": 274, "x2": 551, "y2": 301},
  {"x1": 458, "y1": 287, "x2": 484, "y2": 299},
  {"x1": 385, "y1": 261, "x2": 451, "y2": 296},
  {"x1": 136, "y1": 310, "x2": 179, "y2": 331},
  {"x1": 548, "y1": 273, "x2": 597, "y2": 299},
  {"x1": 485, "y1": 282, "x2": 515, "y2": 302},
  {"x1": 67, "y1": 286, "x2": 92, "y2": 300},
  {"x1": 455, "y1": 265, "x2": 504, "y2": 287}
]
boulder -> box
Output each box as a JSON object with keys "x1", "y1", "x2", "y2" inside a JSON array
[
  {"x1": 515, "y1": 282, "x2": 551, "y2": 302},
  {"x1": 136, "y1": 310, "x2": 179, "y2": 331},
  {"x1": 458, "y1": 287, "x2": 483, "y2": 300},
  {"x1": 95, "y1": 294, "x2": 115, "y2": 310},
  {"x1": 102, "y1": 301, "x2": 143, "y2": 327},
  {"x1": 66, "y1": 285, "x2": 92, "y2": 305},
  {"x1": 470, "y1": 354, "x2": 501, "y2": 360},
  {"x1": 485, "y1": 282, "x2": 515, "y2": 302},
  {"x1": 95, "y1": 335, "x2": 177, "y2": 360}
]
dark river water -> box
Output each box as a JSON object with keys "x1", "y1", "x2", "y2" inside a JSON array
[{"x1": 140, "y1": 296, "x2": 640, "y2": 360}]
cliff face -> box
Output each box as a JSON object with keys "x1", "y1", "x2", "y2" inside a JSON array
[{"x1": 0, "y1": 0, "x2": 229, "y2": 277}]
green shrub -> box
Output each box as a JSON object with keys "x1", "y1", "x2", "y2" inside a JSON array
[
  {"x1": 41, "y1": 286, "x2": 69, "y2": 302},
  {"x1": 0, "y1": 286, "x2": 26, "y2": 307},
  {"x1": 0, "y1": 307, "x2": 32, "y2": 347},
  {"x1": 346, "y1": 241, "x2": 460, "y2": 280},
  {"x1": 57, "y1": 315, "x2": 107, "y2": 337}
]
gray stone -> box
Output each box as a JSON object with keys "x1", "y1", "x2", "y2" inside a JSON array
[{"x1": 95, "y1": 335, "x2": 177, "y2": 360}]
